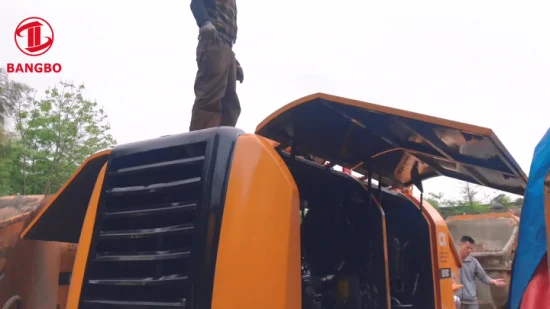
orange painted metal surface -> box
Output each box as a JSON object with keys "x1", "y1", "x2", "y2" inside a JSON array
[
  {"x1": 211, "y1": 134, "x2": 301, "y2": 309},
  {"x1": 0, "y1": 195, "x2": 46, "y2": 276},
  {"x1": 0, "y1": 194, "x2": 78, "y2": 309},
  {"x1": 402, "y1": 190, "x2": 462, "y2": 309},
  {"x1": 256, "y1": 93, "x2": 492, "y2": 137},
  {"x1": 0, "y1": 215, "x2": 29, "y2": 280},
  {"x1": 0, "y1": 220, "x2": 25, "y2": 280},
  {"x1": 57, "y1": 243, "x2": 77, "y2": 309},
  {"x1": 0, "y1": 195, "x2": 49, "y2": 283},
  {"x1": 66, "y1": 162, "x2": 108, "y2": 309},
  {"x1": 0, "y1": 240, "x2": 62, "y2": 309},
  {"x1": 7, "y1": 93, "x2": 526, "y2": 308}
]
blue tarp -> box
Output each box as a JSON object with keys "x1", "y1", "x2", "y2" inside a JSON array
[{"x1": 508, "y1": 127, "x2": 550, "y2": 309}]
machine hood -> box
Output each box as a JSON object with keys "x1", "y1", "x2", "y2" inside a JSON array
[{"x1": 255, "y1": 93, "x2": 527, "y2": 195}]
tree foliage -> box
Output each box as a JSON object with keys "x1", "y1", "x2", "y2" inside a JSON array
[
  {"x1": 426, "y1": 181, "x2": 523, "y2": 218},
  {"x1": 490, "y1": 193, "x2": 512, "y2": 205},
  {"x1": 0, "y1": 128, "x2": 18, "y2": 195},
  {"x1": 0, "y1": 71, "x2": 116, "y2": 196},
  {"x1": 459, "y1": 181, "x2": 482, "y2": 208},
  {"x1": 0, "y1": 68, "x2": 32, "y2": 126}
]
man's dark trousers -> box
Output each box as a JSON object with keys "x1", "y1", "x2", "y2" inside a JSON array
[{"x1": 189, "y1": 34, "x2": 240, "y2": 131}]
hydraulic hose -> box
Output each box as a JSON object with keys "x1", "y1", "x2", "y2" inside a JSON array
[{"x1": 2, "y1": 295, "x2": 22, "y2": 309}]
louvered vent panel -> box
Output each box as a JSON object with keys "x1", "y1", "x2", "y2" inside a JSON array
[{"x1": 80, "y1": 141, "x2": 207, "y2": 308}]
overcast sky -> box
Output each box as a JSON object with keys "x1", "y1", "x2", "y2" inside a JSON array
[{"x1": 1, "y1": 0, "x2": 549, "y2": 201}]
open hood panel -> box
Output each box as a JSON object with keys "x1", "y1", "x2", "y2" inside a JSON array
[{"x1": 255, "y1": 93, "x2": 527, "y2": 195}]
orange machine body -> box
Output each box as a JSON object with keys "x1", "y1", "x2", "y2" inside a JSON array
[
  {"x1": 0, "y1": 195, "x2": 77, "y2": 309},
  {"x1": 18, "y1": 93, "x2": 527, "y2": 309}
]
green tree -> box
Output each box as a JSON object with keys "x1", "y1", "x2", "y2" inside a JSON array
[
  {"x1": 425, "y1": 192, "x2": 459, "y2": 208},
  {"x1": 425, "y1": 192, "x2": 443, "y2": 208},
  {"x1": 8, "y1": 81, "x2": 116, "y2": 195},
  {"x1": 0, "y1": 68, "x2": 32, "y2": 195},
  {"x1": 0, "y1": 68, "x2": 32, "y2": 125},
  {"x1": 490, "y1": 193, "x2": 512, "y2": 205},
  {"x1": 459, "y1": 181, "x2": 481, "y2": 208},
  {"x1": 0, "y1": 128, "x2": 18, "y2": 195},
  {"x1": 513, "y1": 197, "x2": 524, "y2": 207}
]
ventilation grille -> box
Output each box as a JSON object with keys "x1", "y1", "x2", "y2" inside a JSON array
[{"x1": 80, "y1": 142, "x2": 207, "y2": 308}]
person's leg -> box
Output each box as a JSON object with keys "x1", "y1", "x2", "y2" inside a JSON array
[
  {"x1": 189, "y1": 35, "x2": 233, "y2": 131},
  {"x1": 220, "y1": 48, "x2": 241, "y2": 127},
  {"x1": 461, "y1": 303, "x2": 479, "y2": 309}
]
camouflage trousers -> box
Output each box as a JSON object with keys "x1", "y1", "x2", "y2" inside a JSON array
[{"x1": 189, "y1": 34, "x2": 241, "y2": 131}]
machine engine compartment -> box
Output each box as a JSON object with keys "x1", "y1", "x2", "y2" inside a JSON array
[{"x1": 281, "y1": 152, "x2": 435, "y2": 309}]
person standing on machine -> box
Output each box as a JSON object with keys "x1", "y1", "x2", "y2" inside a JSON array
[{"x1": 189, "y1": 0, "x2": 244, "y2": 131}]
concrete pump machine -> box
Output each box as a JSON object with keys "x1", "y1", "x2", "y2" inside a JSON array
[{"x1": 6, "y1": 93, "x2": 527, "y2": 309}]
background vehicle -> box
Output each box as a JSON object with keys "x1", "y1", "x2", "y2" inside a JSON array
[
  {"x1": 446, "y1": 213, "x2": 519, "y2": 309},
  {"x1": 17, "y1": 93, "x2": 527, "y2": 309},
  {"x1": 0, "y1": 195, "x2": 77, "y2": 309},
  {"x1": 0, "y1": 195, "x2": 48, "y2": 279}
]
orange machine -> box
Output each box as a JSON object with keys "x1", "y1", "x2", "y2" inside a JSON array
[
  {"x1": 0, "y1": 195, "x2": 77, "y2": 309},
  {"x1": 17, "y1": 93, "x2": 527, "y2": 309}
]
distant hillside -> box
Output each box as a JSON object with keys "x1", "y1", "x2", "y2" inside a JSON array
[{"x1": 434, "y1": 202, "x2": 522, "y2": 219}]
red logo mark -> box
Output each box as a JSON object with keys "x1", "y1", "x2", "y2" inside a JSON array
[{"x1": 14, "y1": 17, "x2": 54, "y2": 56}]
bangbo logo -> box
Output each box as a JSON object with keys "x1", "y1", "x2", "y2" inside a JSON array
[
  {"x1": 7, "y1": 17, "x2": 62, "y2": 73},
  {"x1": 15, "y1": 17, "x2": 54, "y2": 56}
]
